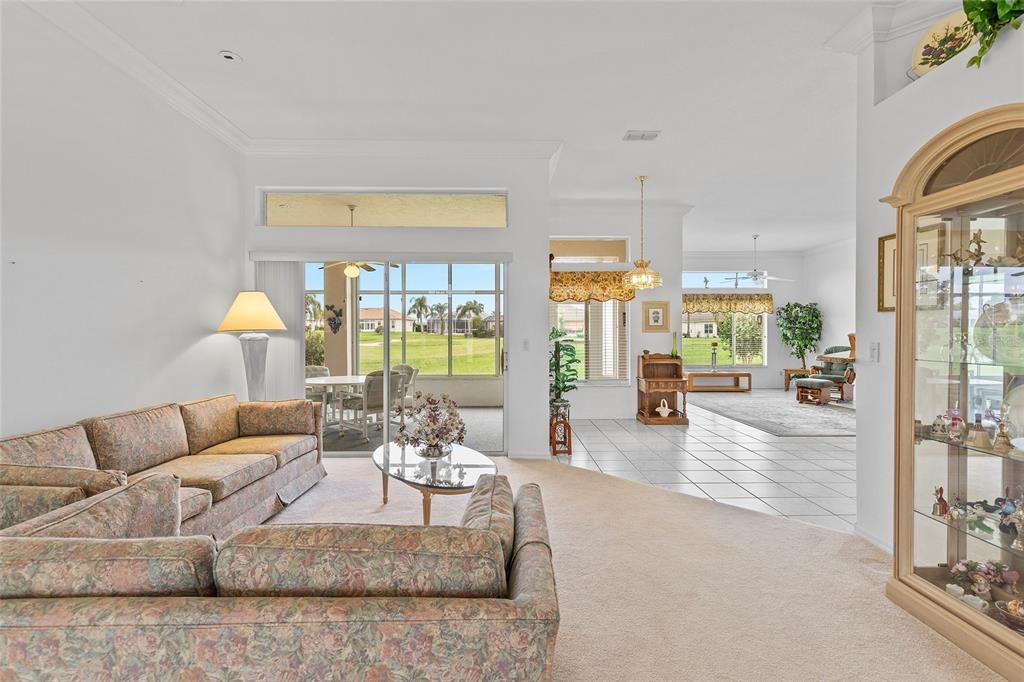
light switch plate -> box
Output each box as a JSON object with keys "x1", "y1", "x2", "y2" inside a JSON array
[{"x1": 870, "y1": 342, "x2": 880, "y2": 362}]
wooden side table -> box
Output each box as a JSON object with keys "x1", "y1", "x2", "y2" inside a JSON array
[
  {"x1": 783, "y1": 368, "x2": 809, "y2": 391},
  {"x1": 686, "y1": 371, "x2": 752, "y2": 392}
]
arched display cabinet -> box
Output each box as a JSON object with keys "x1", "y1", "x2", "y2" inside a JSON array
[{"x1": 887, "y1": 103, "x2": 1024, "y2": 678}]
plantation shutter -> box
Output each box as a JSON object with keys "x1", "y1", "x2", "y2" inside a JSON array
[{"x1": 549, "y1": 299, "x2": 628, "y2": 383}]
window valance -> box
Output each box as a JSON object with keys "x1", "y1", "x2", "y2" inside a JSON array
[
  {"x1": 682, "y1": 293, "x2": 774, "y2": 314},
  {"x1": 549, "y1": 271, "x2": 636, "y2": 302}
]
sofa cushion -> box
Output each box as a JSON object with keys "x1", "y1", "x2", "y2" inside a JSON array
[
  {"x1": 179, "y1": 395, "x2": 240, "y2": 455},
  {"x1": 135, "y1": 454, "x2": 277, "y2": 502},
  {"x1": 461, "y1": 474, "x2": 515, "y2": 564},
  {"x1": 198, "y1": 434, "x2": 317, "y2": 468},
  {"x1": 179, "y1": 486, "x2": 213, "y2": 522},
  {"x1": 0, "y1": 424, "x2": 96, "y2": 469},
  {"x1": 0, "y1": 463, "x2": 126, "y2": 496},
  {"x1": 238, "y1": 400, "x2": 315, "y2": 437},
  {"x1": 0, "y1": 473, "x2": 180, "y2": 538},
  {"x1": 80, "y1": 404, "x2": 189, "y2": 475},
  {"x1": 215, "y1": 524, "x2": 507, "y2": 598},
  {"x1": 0, "y1": 485, "x2": 86, "y2": 530},
  {"x1": 0, "y1": 536, "x2": 216, "y2": 598}
]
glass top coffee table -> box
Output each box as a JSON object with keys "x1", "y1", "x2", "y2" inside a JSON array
[{"x1": 371, "y1": 442, "x2": 497, "y2": 525}]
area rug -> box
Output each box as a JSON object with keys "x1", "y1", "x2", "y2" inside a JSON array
[
  {"x1": 687, "y1": 388, "x2": 856, "y2": 436},
  {"x1": 273, "y1": 458, "x2": 996, "y2": 681}
]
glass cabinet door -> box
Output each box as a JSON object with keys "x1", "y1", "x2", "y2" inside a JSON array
[{"x1": 911, "y1": 190, "x2": 1024, "y2": 634}]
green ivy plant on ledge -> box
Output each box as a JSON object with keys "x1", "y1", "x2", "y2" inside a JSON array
[{"x1": 964, "y1": 0, "x2": 1024, "y2": 67}]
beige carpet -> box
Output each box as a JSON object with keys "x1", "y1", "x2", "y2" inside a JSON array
[{"x1": 272, "y1": 458, "x2": 1001, "y2": 681}]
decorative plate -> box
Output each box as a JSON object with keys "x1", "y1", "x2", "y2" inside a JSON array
[{"x1": 911, "y1": 10, "x2": 976, "y2": 78}]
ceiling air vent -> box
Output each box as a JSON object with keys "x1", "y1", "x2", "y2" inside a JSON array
[{"x1": 622, "y1": 130, "x2": 661, "y2": 141}]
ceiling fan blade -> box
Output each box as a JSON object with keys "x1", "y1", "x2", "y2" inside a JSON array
[
  {"x1": 358, "y1": 263, "x2": 377, "y2": 272},
  {"x1": 765, "y1": 275, "x2": 794, "y2": 282},
  {"x1": 321, "y1": 261, "x2": 347, "y2": 269}
]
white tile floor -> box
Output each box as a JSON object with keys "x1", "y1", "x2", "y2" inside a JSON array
[{"x1": 558, "y1": 404, "x2": 857, "y2": 533}]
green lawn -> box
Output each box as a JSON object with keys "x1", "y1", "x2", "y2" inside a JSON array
[
  {"x1": 359, "y1": 331, "x2": 498, "y2": 375},
  {"x1": 681, "y1": 337, "x2": 763, "y2": 366}
]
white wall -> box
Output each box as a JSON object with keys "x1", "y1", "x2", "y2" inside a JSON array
[
  {"x1": 0, "y1": 4, "x2": 247, "y2": 433},
  {"x1": 854, "y1": 19, "x2": 1024, "y2": 551},
  {"x1": 549, "y1": 200, "x2": 686, "y2": 419},
  {"x1": 245, "y1": 153, "x2": 552, "y2": 458},
  {"x1": 802, "y1": 238, "x2": 857, "y2": 353}
]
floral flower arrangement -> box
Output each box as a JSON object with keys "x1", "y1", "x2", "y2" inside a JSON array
[
  {"x1": 950, "y1": 559, "x2": 1020, "y2": 599},
  {"x1": 394, "y1": 392, "x2": 466, "y2": 454}
]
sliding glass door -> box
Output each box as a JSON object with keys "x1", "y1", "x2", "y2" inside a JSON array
[{"x1": 304, "y1": 260, "x2": 504, "y2": 456}]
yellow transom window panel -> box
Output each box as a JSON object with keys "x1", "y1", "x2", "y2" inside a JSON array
[
  {"x1": 550, "y1": 271, "x2": 636, "y2": 302},
  {"x1": 266, "y1": 192, "x2": 508, "y2": 228},
  {"x1": 682, "y1": 293, "x2": 774, "y2": 315}
]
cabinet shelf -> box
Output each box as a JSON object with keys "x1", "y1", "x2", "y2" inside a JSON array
[
  {"x1": 914, "y1": 508, "x2": 1024, "y2": 560},
  {"x1": 915, "y1": 433, "x2": 1024, "y2": 463}
]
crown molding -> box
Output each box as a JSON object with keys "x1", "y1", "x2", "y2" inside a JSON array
[
  {"x1": 550, "y1": 197, "x2": 693, "y2": 215},
  {"x1": 826, "y1": 1, "x2": 961, "y2": 55},
  {"x1": 246, "y1": 138, "x2": 564, "y2": 160},
  {"x1": 27, "y1": 2, "x2": 250, "y2": 153}
]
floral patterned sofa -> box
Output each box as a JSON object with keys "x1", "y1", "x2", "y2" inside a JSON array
[
  {"x1": 0, "y1": 395, "x2": 326, "y2": 538},
  {"x1": 0, "y1": 473, "x2": 559, "y2": 680}
]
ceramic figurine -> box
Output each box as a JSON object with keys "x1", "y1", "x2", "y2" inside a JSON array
[
  {"x1": 933, "y1": 486, "x2": 950, "y2": 516},
  {"x1": 1006, "y1": 506, "x2": 1024, "y2": 551},
  {"x1": 967, "y1": 504, "x2": 996, "y2": 535},
  {"x1": 993, "y1": 422, "x2": 1014, "y2": 453},
  {"x1": 1015, "y1": 232, "x2": 1024, "y2": 262},
  {"x1": 931, "y1": 415, "x2": 947, "y2": 437},
  {"x1": 967, "y1": 230, "x2": 987, "y2": 267},
  {"x1": 942, "y1": 248, "x2": 967, "y2": 266},
  {"x1": 966, "y1": 418, "x2": 993, "y2": 449}
]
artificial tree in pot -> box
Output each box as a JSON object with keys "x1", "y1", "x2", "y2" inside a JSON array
[
  {"x1": 776, "y1": 302, "x2": 823, "y2": 370},
  {"x1": 549, "y1": 327, "x2": 581, "y2": 416}
]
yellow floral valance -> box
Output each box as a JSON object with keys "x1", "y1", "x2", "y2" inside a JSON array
[
  {"x1": 549, "y1": 271, "x2": 636, "y2": 302},
  {"x1": 683, "y1": 293, "x2": 774, "y2": 314}
]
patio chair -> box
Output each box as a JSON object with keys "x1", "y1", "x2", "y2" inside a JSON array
[
  {"x1": 305, "y1": 365, "x2": 338, "y2": 423},
  {"x1": 342, "y1": 370, "x2": 405, "y2": 442}
]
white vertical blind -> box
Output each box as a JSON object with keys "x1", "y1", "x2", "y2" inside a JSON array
[
  {"x1": 549, "y1": 299, "x2": 628, "y2": 382},
  {"x1": 255, "y1": 261, "x2": 305, "y2": 400}
]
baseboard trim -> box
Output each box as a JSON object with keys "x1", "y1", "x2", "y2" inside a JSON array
[{"x1": 854, "y1": 523, "x2": 892, "y2": 553}]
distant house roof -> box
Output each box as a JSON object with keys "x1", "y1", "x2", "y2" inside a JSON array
[{"x1": 360, "y1": 307, "x2": 409, "y2": 321}]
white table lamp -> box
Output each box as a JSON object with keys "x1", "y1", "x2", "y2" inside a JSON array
[{"x1": 218, "y1": 291, "x2": 287, "y2": 401}]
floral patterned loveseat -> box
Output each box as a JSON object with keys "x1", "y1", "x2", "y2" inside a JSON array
[{"x1": 0, "y1": 473, "x2": 559, "y2": 680}]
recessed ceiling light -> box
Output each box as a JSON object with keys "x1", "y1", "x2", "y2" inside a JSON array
[{"x1": 219, "y1": 50, "x2": 243, "y2": 63}]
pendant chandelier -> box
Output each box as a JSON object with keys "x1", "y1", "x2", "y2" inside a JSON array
[{"x1": 624, "y1": 175, "x2": 662, "y2": 290}]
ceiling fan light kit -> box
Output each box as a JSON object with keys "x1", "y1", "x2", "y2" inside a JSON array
[{"x1": 624, "y1": 175, "x2": 663, "y2": 290}]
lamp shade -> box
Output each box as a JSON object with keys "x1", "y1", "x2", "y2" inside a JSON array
[{"x1": 217, "y1": 291, "x2": 287, "y2": 333}]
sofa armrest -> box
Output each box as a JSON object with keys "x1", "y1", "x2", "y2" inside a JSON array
[
  {"x1": 312, "y1": 401, "x2": 323, "y2": 462},
  {"x1": 238, "y1": 400, "x2": 315, "y2": 437},
  {"x1": 0, "y1": 473, "x2": 181, "y2": 538},
  {"x1": 0, "y1": 463, "x2": 126, "y2": 496},
  {"x1": 0, "y1": 485, "x2": 86, "y2": 530},
  {"x1": 509, "y1": 484, "x2": 559, "y2": 622},
  {"x1": 215, "y1": 523, "x2": 507, "y2": 598},
  {"x1": 0, "y1": 536, "x2": 216, "y2": 598}
]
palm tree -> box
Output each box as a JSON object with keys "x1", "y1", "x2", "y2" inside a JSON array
[
  {"x1": 407, "y1": 296, "x2": 429, "y2": 333},
  {"x1": 430, "y1": 302, "x2": 448, "y2": 335},
  {"x1": 456, "y1": 300, "x2": 486, "y2": 333},
  {"x1": 304, "y1": 294, "x2": 323, "y2": 330}
]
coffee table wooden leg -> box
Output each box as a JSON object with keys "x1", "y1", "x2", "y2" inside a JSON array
[
  {"x1": 382, "y1": 472, "x2": 389, "y2": 504},
  {"x1": 421, "y1": 491, "x2": 432, "y2": 526}
]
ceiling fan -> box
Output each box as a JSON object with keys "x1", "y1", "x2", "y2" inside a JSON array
[
  {"x1": 319, "y1": 261, "x2": 400, "y2": 278},
  {"x1": 725, "y1": 234, "x2": 794, "y2": 284}
]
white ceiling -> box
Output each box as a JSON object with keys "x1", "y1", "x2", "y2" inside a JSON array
[{"x1": 80, "y1": 1, "x2": 866, "y2": 251}]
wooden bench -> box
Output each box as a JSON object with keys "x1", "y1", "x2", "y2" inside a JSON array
[{"x1": 686, "y1": 371, "x2": 752, "y2": 393}]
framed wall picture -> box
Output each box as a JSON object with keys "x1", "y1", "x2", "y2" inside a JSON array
[
  {"x1": 642, "y1": 301, "x2": 670, "y2": 332},
  {"x1": 878, "y1": 233, "x2": 897, "y2": 312}
]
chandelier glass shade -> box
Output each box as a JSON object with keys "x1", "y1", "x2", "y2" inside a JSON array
[{"x1": 623, "y1": 175, "x2": 661, "y2": 290}]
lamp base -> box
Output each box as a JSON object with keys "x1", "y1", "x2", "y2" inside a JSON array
[{"x1": 238, "y1": 333, "x2": 269, "y2": 401}]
